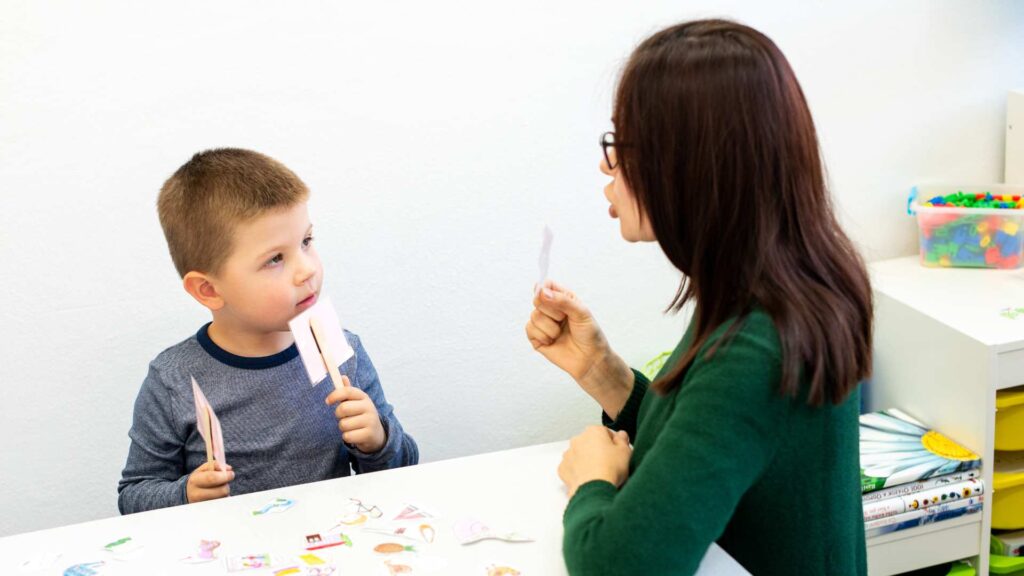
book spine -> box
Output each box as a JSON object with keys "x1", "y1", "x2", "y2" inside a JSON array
[
  {"x1": 862, "y1": 470, "x2": 981, "y2": 504},
  {"x1": 863, "y1": 499, "x2": 906, "y2": 522},
  {"x1": 862, "y1": 479, "x2": 984, "y2": 521},
  {"x1": 865, "y1": 497, "x2": 983, "y2": 538}
]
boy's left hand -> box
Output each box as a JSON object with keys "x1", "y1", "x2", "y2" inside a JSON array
[
  {"x1": 325, "y1": 375, "x2": 387, "y2": 453},
  {"x1": 558, "y1": 425, "x2": 632, "y2": 498}
]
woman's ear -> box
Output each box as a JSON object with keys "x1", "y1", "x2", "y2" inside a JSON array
[{"x1": 183, "y1": 271, "x2": 225, "y2": 311}]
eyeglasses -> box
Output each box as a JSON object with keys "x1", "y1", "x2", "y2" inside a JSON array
[{"x1": 600, "y1": 131, "x2": 622, "y2": 170}]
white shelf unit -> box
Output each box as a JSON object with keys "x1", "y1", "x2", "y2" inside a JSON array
[{"x1": 867, "y1": 256, "x2": 1024, "y2": 575}]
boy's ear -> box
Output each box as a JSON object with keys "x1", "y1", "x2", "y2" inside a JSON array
[{"x1": 182, "y1": 271, "x2": 225, "y2": 311}]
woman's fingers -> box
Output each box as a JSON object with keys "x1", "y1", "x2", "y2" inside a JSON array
[{"x1": 530, "y1": 309, "x2": 563, "y2": 341}]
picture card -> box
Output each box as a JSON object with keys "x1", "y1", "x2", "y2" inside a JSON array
[
  {"x1": 192, "y1": 377, "x2": 227, "y2": 466},
  {"x1": 288, "y1": 293, "x2": 354, "y2": 387}
]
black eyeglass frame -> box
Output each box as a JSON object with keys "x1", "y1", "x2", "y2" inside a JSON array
[{"x1": 600, "y1": 131, "x2": 626, "y2": 170}]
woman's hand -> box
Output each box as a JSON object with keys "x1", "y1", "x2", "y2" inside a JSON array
[
  {"x1": 525, "y1": 280, "x2": 634, "y2": 418},
  {"x1": 526, "y1": 280, "x2": 609, "y2": 382},
  {"x1": 558, "y1": 425, "x2": 632, "y2": 498}
]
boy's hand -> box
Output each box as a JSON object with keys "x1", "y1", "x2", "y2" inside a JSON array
[
  {"x1": 325, "y1": 375, "x2": 387, "y2": 453},
  {"x1": 186, "y1": 461, "x2": 234, "y2": 503}
]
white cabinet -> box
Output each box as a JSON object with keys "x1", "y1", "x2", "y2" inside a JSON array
[{"x1": 867, "y1": 256, "x2": 1024, "y2": 575}]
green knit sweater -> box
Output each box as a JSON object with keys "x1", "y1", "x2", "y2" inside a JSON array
[{"x1": 562, "y1": 310, "x2": 866, "y2": 575}]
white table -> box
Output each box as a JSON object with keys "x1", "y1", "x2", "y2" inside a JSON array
[{"x1": 2, "y1": 441, "x2": 745, "y2": 575}]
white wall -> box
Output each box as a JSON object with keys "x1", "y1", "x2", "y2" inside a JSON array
[{"x1": 1, "y1": 0, "x2": 1022, "y2": 537}]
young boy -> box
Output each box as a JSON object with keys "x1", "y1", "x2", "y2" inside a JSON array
[{"x1": 118, "y1": 148, "x2": 418, "y2": 514}]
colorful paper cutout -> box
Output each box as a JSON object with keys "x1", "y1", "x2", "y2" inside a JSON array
[
  {"x1": 253, "y1": 497, "x2": 294, "y2": 516},
  {"x1": 486, "y1": 565, "x2": 521, "y2": 576},
  {"x1": 332, "y1": 497, "x2": 383, "y2": 527},
  {"x1": 393, "y1": 504, "x2": 433, "y2": 521},
  {"x1": 374, "y1": 543, "x2": 415, "y2": 554},
  {"x1": 453, "y1": 518, "x2": 533, "y2": 545},
  {"x1": 102, "y1": 536, "x2": 142, "y2": 558},
  {"x1": 181, "y1": 539, "x2": 221, "y2": 563},
  {"x1": 304, "y1": 532, "x2": 352, "y2": 550},
  {"x1": 382, "y1": 556, "x2": 447, "y2": 575},
  {"x1": 191, "y1": 377, "x2": 227, "y2": 466},
  {"x1": 299, "y1": 554, "x2": 325, "y2": 565},
  {"x1": 384, "y1": 561, "x2": 413, "y2": 575},
  {"x1": 275, "y1": 568, "x2": 336, "y2": 576},
  {"x1": 419, "y1": 524, "x2": 436, "y2": 544},
  {"x1": 364, "y1": 521, "x2": 436, "y2": 544},
  {"x1": 288, "y1": 293, "x2": 354, "y2": 386},
  {"x1": 227, "y1": 554, "x2": 272, "y2": 571},
  {"x1": 63, "y1": 562, "x2": 104, "y2": 576}
]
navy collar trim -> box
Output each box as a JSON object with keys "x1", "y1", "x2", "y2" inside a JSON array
[{"x1": 196, "y1": 323, "x2": 299, "y2": 370}]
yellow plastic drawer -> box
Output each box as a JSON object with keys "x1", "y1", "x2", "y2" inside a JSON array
[
  {"x1": 995, "y1": 452, "x2": 1024, "y2": 529},
  {"x1": 997, "y1": 390, "x2": 1024, "y2": 451}
]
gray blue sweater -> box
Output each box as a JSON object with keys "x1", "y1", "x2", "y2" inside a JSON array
[{"x1": 117, "y1": 324, "x2": 418, "y2": 514}]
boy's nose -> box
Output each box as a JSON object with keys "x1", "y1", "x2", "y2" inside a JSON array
[{"x1": 295, "y1": 254, "x2": 318, "y2": 286}]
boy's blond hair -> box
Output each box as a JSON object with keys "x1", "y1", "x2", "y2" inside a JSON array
[{"x1": 157, "y1": 148, "x2": 309, "y2": 277}]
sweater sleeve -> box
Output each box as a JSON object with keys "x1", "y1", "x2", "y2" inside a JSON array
[
  {"x1": 343, "y1": 333, "x2": 419, "y2": 472},
  {"x1": 600, "y1": 369, "x2": 648, "y2": 439},
  {"x1": 117, "y1": 364, "x2": 190, "y2": 514},
  {"x1": 562, "y1": 315, "x2": 792, "y2": 576}
]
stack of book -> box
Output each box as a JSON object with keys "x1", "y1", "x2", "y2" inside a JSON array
[{"x1": 860, "y1": 408, "x2": 984, "y2": 538}]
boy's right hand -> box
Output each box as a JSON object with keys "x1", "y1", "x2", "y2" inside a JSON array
[{"x1": 186, "y1": 461, "x2": 234, "y2": 504}]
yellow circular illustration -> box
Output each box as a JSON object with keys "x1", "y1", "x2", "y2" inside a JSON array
[{"x1": 921, "y1": 431, "x2": 979, "y2": 461}]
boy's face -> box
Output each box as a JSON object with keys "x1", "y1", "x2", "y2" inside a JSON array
[{"x1": 211, "y1": 202, "x2": 323, "y2": 334}]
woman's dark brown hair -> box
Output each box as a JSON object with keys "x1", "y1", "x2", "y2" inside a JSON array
[{"x1": 615, "y1": 19, "x2": 872, "y2": 405}]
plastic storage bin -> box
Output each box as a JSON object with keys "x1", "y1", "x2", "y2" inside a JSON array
[
  {"x1": 997, "y1": 389, "x2": 1024, "y2": 451},
  {"x1": 994, "y1": 451, "x2": 1024, "y2": 529},
  {"x1": 910, "y1": 184, "x2": 1024, "y2": 269},
  {"x1": 990, "y1": 554, "x2": 1024, "y2": 575}
]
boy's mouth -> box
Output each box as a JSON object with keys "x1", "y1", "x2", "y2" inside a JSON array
[{"x1": 297, "y1": 293, "x2": 318, "y2": 310}]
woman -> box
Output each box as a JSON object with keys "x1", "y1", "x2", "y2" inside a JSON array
[{"x1": 526, "y1": 20, "x2": 870, "y2": 575}]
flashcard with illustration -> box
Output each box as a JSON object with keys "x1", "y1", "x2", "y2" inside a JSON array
[
  {"x1": 393, "y1": 504, "x2": 434, "y2": 522},
  {"x1": 191, "y1": 377, "x2": 227, "y2": 466},
  {"x1": 288, "y1": 293, "x2": 354, "y2": 387},
  {"x1": 373, "y1": 543, "x2": 416, "y2": 555},
  {"x1": 275, "y1": 568, "x2": 337, "y2": 576},
  {"x1": 304, "y1": 531, "x2": 353, "y2": 551},
  {"x1": 102, "y1": 536, "x2": 142, "y2": 559},
  {"x1": 453, "y1": 518, "x2": 533, "y2": 545},
  {"x1": 536, "y1": 225, "x2": 553, "y2": 295},
  {"x1": 62, "y1": 562, "x2": 105, "y2": 576},
  {"x1": 485, "y1": 564, "x2": 522, "y2": 576},
  {"x1": 363, "y1": 522, "x2": 436, "y2": 544},
  {"x1": 227, "y1": 554, "x2": 273, "y2": 571},
  {"x1": 253, "y1": 497, "x2": 295, "y2": 516},
  {"x1": 298, "y1": 554, "x2": 326, "y2": 566},
  {"x1": 333, "y1": 497, "x2": 383, "y2": 527},
  {"x1": 381, "y1": 556, "x2": 447, "y2": 575},
  {"x1": 181, "y1": 539, "x2": 221, "y2": 563}
]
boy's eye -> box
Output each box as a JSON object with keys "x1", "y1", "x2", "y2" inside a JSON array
[{"x1": 265, "y1": 253, "x2": 284, "y2": 267}]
